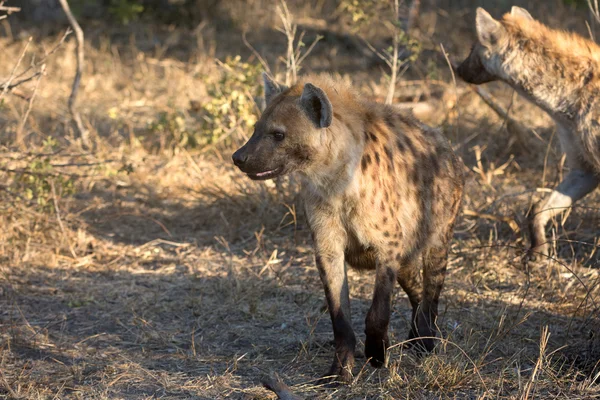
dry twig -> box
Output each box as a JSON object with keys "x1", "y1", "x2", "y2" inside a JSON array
[
  {"x1": 276, "y1": 0, "x2": 322, "y2": 86},
  {"x1": 262, "y1": 374, "x2": 302, "y2": 400},
  {"x1": 0, "y1": 37, "x2": 31, "y2": 100},
  {"x1": 16, "y1": 64, "x2": 45, "y2": 147},
  {"x1": 0, "y1": 28, "x2": 70, "y2": 100},
  {"x1": 50, "y1": 180, "x2": 78, "y2": 259},
  {"x1": 0, "y1": 1, "x2": 20, "y2": 15}
]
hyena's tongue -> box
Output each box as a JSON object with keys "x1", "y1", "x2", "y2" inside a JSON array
[{"x1": 256, "y1": 169, "x2": 275, "y2": 177}]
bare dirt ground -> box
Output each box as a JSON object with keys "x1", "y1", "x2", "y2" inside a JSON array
[{"x1": 1, "y1": 0, "x2": 599, "y2": 398}]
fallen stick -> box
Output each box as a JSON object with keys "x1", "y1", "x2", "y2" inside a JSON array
[
  {"x1": 262, "y1": 374, "x2": 303, "y2": 400},
  {"x1": 463, "y1": 209, "x2": 520, "y2": 234}
]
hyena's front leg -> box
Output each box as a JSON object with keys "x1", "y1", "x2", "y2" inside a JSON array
[
  {"x1": 311, "y1": 225, "x2": 355, "y2": 383},
  {"x1": 364, "y1": 262, "x2": 397, "y2": 368},
  {"x1": 316, "y1": 252, "x2": 355, "y2": 382},
  {"x1": 528, "y1": 170, "x2": 599, "y2": 261}
]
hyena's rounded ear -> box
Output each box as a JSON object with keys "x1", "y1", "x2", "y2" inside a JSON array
[
  {"x1": 476, "y1": 7, "x2": 506, "y2": 48},
  {"x1": 262, "y1": 72, "x2": 288, "y2": 105},
  {"x1": 299, "y1": 83, "x2": 332, "y2": 128},
  {"x1": 510, "y1": 6, "x2": 533, "y2": 21}
]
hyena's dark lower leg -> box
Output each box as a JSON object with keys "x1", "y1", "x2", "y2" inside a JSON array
[
  {"x1": 364, "y1": 263, "x2": 397, "y2": 368},
  {"x1": 315, "y1": 253, "x2": 356, "y2": 383},
  {"x1": 413, "y1": 244, "x2": 449, "y2": 353}
]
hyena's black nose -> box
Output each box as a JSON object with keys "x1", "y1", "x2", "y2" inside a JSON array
[{"x1": 232, "y1": 149, "x2": 248, "y2": 167}]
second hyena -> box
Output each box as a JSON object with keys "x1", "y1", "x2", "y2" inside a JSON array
[
  {"x1": 456, "y1": 6, "x2": 600, "y2": 260},
  {"x1": 232, "y1": 74, "x2": 464, "y2": 382}
]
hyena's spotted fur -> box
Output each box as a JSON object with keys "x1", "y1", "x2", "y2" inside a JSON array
[
  {"x1": 233, "y1": 74, "x2": 464, "y2": 382},
  {"x1": 457, "y1": 6, "x2": 600, "y2": 260}
]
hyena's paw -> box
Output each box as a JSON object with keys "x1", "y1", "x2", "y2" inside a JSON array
[
  {"x1": 405, "y1": 329, "x2": 436, "y2": 356},
  {"x1": 316, "y1": 349, "x2": 355, "y2": 386},
  {"x1": 407, "y1": 336, "x2": 436, "y2": 356},
  {"x1": 364, "y1": 335, "x2": 389, "y2": 368},
  {"x1": 522, "y1": 244, "x2": 550, "y2": 267},
  {"x1": 317, "y1": 364, "x2": 353, "y2": 386}
]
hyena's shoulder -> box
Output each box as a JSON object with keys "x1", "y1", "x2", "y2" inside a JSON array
[
  {"x1": 356, "y1": 104, "x2": 461, "y2": 187},
  {"x1": 363, "y1": 104, "x2": 451, "y2": 158}
]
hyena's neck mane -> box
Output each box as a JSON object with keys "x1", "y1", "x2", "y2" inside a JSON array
[
  {"x1": 500, "y1": 15, "x2": 600, "y2": 119},
  {"x1": 295, "y1": 76, "x2": 368, "y2": 197},
  {"x1": 502, "y1": 14, "x2": 600, "y2": 66}
]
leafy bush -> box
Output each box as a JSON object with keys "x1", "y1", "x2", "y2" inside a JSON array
[
  {"x1": 147, "y1": 111, "x2": 198, "y2": 149},
  {"x1": 201, "y1": 55, "x2": 262, "y2": 146},
  {"x1": 144, "y1": 55, "x2": 261, "y2": 151},
  {"x1": 108, "y1": 0, "x2": 144, "y2": 24},
  {"x1": 8, "y1": 139, "x2": 75, "y2": 211}
]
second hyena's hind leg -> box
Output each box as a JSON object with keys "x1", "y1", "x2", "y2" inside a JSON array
[{"x1": 527, "y1": 170, "x2": 599, "y2": 262}]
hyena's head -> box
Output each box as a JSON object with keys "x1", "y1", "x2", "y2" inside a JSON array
[
  {"x1": 232, "y1": 73, "x2": 332, "y2": 180},
  {"x1": 456, "y1": 6, "x2": 533, "y2": 84}
]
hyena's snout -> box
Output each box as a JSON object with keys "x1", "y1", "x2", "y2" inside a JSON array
[
  {"x1": 456, "y1": 48, "x2": 496, "y2": 85},
  {"x1": 232, "y1": 145, "x2": 249, "y2": 168}
]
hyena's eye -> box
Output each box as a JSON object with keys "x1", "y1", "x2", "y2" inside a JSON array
[{"x1": 272, "y1": 130, "x2": 285, "y2": 141}]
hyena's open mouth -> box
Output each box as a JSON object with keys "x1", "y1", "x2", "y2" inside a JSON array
[{"x1": 245, "y1": 166, "x2": 283, "y2": 181}]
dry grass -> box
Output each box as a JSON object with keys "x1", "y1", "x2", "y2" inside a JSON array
[{"x1": 1, "y1": 1, "x2": 599, "y2": 399}]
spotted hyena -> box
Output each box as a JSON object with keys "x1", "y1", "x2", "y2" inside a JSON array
[
  {"x1": 456, "y1": 6, "x2": 600, "y2": 261},
  {"x1": 232, "y1": 74, "x2": 464, "y2": 382}
]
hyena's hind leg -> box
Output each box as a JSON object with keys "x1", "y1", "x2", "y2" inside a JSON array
[
  {"x1": 395, "y1": 257, "x2": 424, "y2": 347},
  {"x1": 412, "y1": 243, "x2": 449, "y2": 353},
  {"x1": 528, "y1": 169, "x2": 599, "y2": 261},
  {"x1": 363, "y1": 253, "x2": 399, "y2": 368}
]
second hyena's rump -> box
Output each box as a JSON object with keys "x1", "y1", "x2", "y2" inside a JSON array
[
  {"x1": 456, "y1": 6, "x2": 600, "y2": 260},
  {"x1": 233, "y1": 73, "x2": 464, "y2": 382}
]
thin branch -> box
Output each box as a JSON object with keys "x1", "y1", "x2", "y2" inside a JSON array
[
  {"x1": 277, "y1": 0, "x2": 297, "y2": 85},
  {"x1": 0, "y1": 2, "x2": 21, "y2": 14},
  {"x1": 50, "y1": 180, "x2": 78, "y2": 259},
  {"x1": 385, "y1": 0, "x2": 400, "y2": 105},
  {"x1": 362, "y1": 38, "x2": 392, "y2": 69},
  {"x1": 588, "y1": 0, "x2": 600, "y2": 24},
  {"x1": 440, "y1": 43, "x2": 459, "y2": 137},
  {"x1": 0, "y1": 37, "x2": 32, "y2": 100},
  {"x1": 16, "y1": 64, "x2": 45, "y2": 148},
  {"x1": 469, "y1": 85, "x2": 531, "y2": 139},
  {"x1": 296, "y1": 34, "x2": 323, "y2": 69},
  {"x1": 13, "y1": 29, "x2": 71, "y2": 82},
  {"x1": 273, "y1": 0, "x2": 321, "y2": 90},
  {"x1": 241, "y1": 31, "x2": 271, "y2": 75},
  {"x1": 0, "y1": 167, "x2": 94, "y2": 179},
  {"x1": 58, "y1": 0, "x2": 89, "y2": 147},
  {"x1": 1, "y1": 71, "x2": 42, "y2": 92}
]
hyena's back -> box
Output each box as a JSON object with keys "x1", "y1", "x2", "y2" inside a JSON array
[{"x1": 354, "y1": 107, "x2": 464, "y2": 255}]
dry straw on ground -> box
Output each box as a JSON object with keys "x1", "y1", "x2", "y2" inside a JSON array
[{"x1": 0, "y1": 0, "x2": 599, "y2": 399}]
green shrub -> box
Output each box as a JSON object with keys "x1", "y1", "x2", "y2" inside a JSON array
[
  {"x1": 108, "y1": 0, "x2": 144, "y2": 24},
  {"x1": 201, "y1": 55, "x2": 262, "y2": 146},
  {"x1": 2, "y1": 138, "x2": 74, "y2": 211}
]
